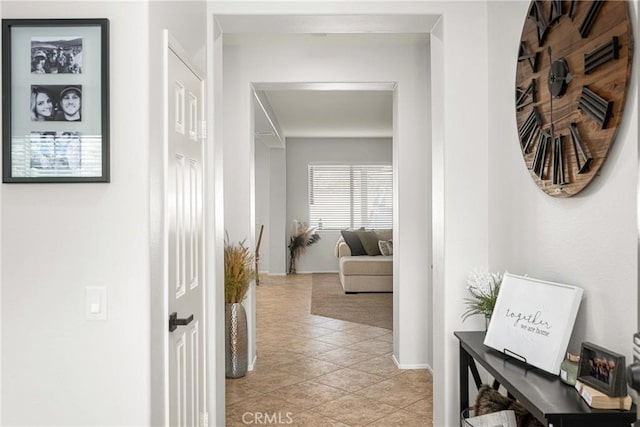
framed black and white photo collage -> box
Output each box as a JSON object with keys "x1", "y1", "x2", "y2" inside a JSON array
[{"x1": 2, "y1": 19, "x2": 109, "y2": 183}]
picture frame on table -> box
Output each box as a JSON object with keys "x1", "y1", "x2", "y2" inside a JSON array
[
  {"x1": 2, "y1": 18, "x2": 109, "y2": 183},
  {"x1": 577, "y1": 342, "x2": 627, "y2": 397}
]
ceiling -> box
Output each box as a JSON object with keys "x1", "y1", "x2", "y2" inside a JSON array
[
  {"x1": 219, "y1": 14, "x2": 436, "y2": 148},
  {"x1": 247, "y1": 36, "x2": 415, "y2": 146},
  {"x1": 263, "y1": 89, "x2": 393, "y2": 140},
  {"x1": 216, "y1": 14, "x2": 441, "y2": 35}
]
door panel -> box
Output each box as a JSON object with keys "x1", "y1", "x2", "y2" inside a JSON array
[{"x1": 168, "y1": 46, "x2": 204, "y2": 427}]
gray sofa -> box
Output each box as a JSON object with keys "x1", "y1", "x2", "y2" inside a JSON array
[{"x1": 334, "y1": 230, "x2": 393, "y2": 293}]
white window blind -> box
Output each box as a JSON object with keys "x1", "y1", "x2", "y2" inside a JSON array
[{"x1": 308, "y1": 164, "x2": 392, "y2": 230}]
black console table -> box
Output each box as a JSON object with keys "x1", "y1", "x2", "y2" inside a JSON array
[{"x1": 455, "y1": 331, "x2": 637, "y2": 427}]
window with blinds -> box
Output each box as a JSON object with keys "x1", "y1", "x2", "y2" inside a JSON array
[{"x1": 308, "y1": 163, "x2": 392, "y2": 230}]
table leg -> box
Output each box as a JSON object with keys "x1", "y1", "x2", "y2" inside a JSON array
[
  {"x1": 460, "y1": 342, "x2": 470, "y2": 413},
  {"x1": 469, "y1": 358, "x2": 482, "y2": 389}
]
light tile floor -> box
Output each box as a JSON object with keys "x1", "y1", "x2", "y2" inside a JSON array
[{"x1": 226, "y1": 274, "x2": 433, "y2": 426}]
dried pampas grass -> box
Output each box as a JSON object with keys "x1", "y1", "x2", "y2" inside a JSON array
[
  {"x1": 224, "y1": 233, "x2": 255, "y2": 303},
  {"x1": 288, "y1": 220, "x2": 320, "y2": 274}
]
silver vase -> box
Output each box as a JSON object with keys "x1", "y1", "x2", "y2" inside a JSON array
[{"x1": 225, "y1": 302, "x2": 248, "y2": 378}]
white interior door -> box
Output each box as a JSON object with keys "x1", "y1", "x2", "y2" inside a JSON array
[{"x1": 167, "y1": 41, "x2": 205, "y2": 427}]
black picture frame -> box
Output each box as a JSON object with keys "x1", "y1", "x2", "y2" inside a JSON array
[
  {"x1": 577, "y1": 341, "x2": 627, "y2": 397},
  {"x1": 2, "y1": 18, "x2": 109, "y2": 183}
]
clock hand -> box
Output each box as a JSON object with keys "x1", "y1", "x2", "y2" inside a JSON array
[
  {"x1": 547, "y1": 46, "x2": 554, "y2": 139},
  {"x1": 552, "y1": 73, "x2": 573, "y2": 83}
]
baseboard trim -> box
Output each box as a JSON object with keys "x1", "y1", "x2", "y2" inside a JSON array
[
  {"x1": 248, "y1": 354, "x2": 257, "y2": 371},
  {"x1": 296, "y1": 270, "x2": 339, "y2": 274},
  {"x1": 392, "y1": 354, "x2": 432, "y2": 371}
]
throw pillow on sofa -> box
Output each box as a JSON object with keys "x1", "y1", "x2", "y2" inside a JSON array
[
  {"x1": 378, "y1": 240, "x2": 393, "y2": 256},
  {"x1": 340, "y1": 230, "x2": 367, "y2": 256},
  {"x1": 356, "y1": 230, "x2": 381, "y2": 256},
  {"x1": 375, "y1": 229, "x2": 393, "y2": 241}
]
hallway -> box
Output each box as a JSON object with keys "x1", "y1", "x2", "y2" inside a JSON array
[{"x1": 225, "y1": 274, "x2": 433, "y2": 426}]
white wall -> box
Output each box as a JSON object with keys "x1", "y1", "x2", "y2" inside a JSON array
[
  {"x1": 268, "y1": 148, "x2": 287, "y2": 275},
  {"x1": 215, "y1": 3, "x2": 640, "y2": 426},
  {"x1": 1, "y1": 1, "x2": 207, "y2": 425},
  {"x1": 425, "y1": 4, "x2": 490, "y2": 426},
  {"x1": 286, "y1": 137, "x2": 392, "y2": 273},
  {"x1": 213, "y1": 3, "x2": 493, "y2": 425},
  {"x1": 0, "y1": 2, "x2": 499, "y2": 425},
  {"x1": 207, "y1": 16, "x2": 226, "y2": 426},
  {"x1": 487, "y1": 0, "x2": 638, "y2": 371},
  {"x1": 254, "y1": 139, "x2": 270, "y2": 272},
  {"x1": 148, "y1": 1, "x2": 207, "y2": 426},
  {"x1": 2, "y1": 2, "x2": 150, "y2": 425},
  {"x1": 220, "y1": 31, "x2": 432, "y2": 379},
  {"x1": 254, "y1": 141, "x2": 288, "y2": 276}
]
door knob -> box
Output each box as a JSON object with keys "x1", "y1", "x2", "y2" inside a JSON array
[{"x1": 169, "y1": 312, "x2": 194, "y2": 332}]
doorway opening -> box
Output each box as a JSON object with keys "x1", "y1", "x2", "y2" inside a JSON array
[
  {"x1": 215, "y1": 24, "x2": 436, "y2": 426},
  {"x1": 252, "y1": 83, "x2": 395, "y2": 343}
]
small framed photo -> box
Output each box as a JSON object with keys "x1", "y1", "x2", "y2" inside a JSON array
[
  {"x1": 577, "y1": 342, "x2": 627, "y2": 397},
  {"x1": 2, "y1": 18, "x2": 109, "y2": 183}
]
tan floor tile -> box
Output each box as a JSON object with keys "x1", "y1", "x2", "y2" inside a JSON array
[
  {"x1": 256, "y1": 318, "x2": 294, "y2": 328},
  {"x1": 355, "y1": 377, "x2": 427, "y2": 408},
  {"x1": 364, "y1": 408, "x2": 430, "y2": 426},
  {"x1": 224, "y1": 418, "x2": 248, "y2": 427},
  {"x1": 318, "y1": 318, "x2": 361, "y2": 331},
  {"x1": 286, "y1": 338, "x2": 340, "y2": 356},
  {"x1": 253, "y1": 350, "x2": 305, "y2": 369},
  {"x1": 311, "y1": 395, "x2": 397, "y2": 426},
  {"x1": 257, "y1": 332, "x2": 301, "y2": 346},
  {"x1": 395, "y1": 369, "x2": 433, "y2": 387},
  {"x1": 314, "y1": 367, "x2": 385, "y2": 392},
  {"x1": 225, "y1": 381, "x2": 265, "y2": 405},
  {"x1": 404, "y1": 396, "x2": 433, "y2": 418},
  {"x1": 377, "y1": 331, "x2": 393, "y2": 343},
  {"x1": 228, "y1": 274, "x2": 433, "y2": 426},
  {"x1": 225, "y1": 374, "x2": 252, "y2": 389},
  {"x1": 275, "y1": 358, "x2": 342, "y2": 379},
  {"x1": 297, "y1": 315, "x2": 335, "y2": 326},
  {"x1": 277, "y1": 380, "x2": 349, "y2": 409},
  {"x1": 351, "y1": 355, "x2": 403, "y2": 378},
  {"x1": 344, "y1": 324, "x2": 390, "y2": 339},
  {"x1": 288, "y1": 411, "x2": 352, "y2": 427},
  {"x1": 258, "y1": 325, "x2": 301, "y2": 337},
  {"x1": 229, "y1": 411, "x2": 302, "y2": 425},
  {"x1": 257, "y1": 339, "x2": 301, "y2": 352},
  {"x1": 347, "y1": 339, "x2": 393, "y2": 355},
  {"x1": 240, "y1": 369, "x2": 307, "y2": 393},
  {"x1": 313, "y1": 347, "x2": 374, "y2": 367},
  {"x1": 315, "y1": 330, "x2": 370, "y2": 346},
  {"x1": 288, "y1": 324, "x2": 336, "y2": 338},
  {"x1": 226, "y1": 394, "x2": 306, "y2": 423}
]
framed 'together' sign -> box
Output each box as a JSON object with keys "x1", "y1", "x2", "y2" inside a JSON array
[{"x1": 484, "y1": 273, "x2": 583, "y2": 375}]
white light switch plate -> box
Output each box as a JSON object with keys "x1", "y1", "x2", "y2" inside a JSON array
[{"x1": 86, "y1": 286, "x2": 107, "y2": 320}]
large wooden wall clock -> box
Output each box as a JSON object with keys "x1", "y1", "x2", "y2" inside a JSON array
[{"x1": 515, "y1": 0, "x2": 633, "y2": 197}]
